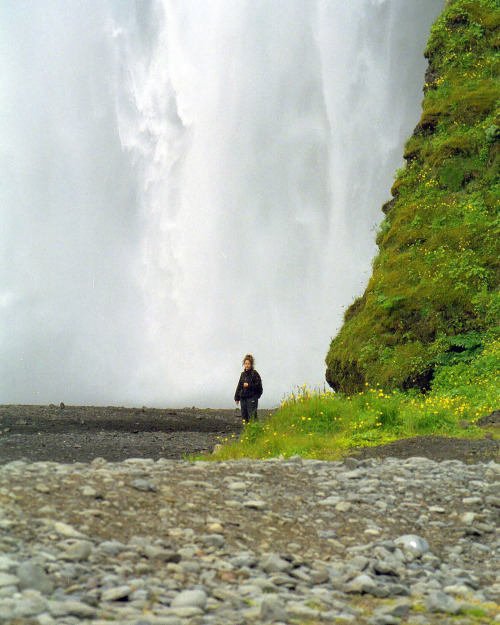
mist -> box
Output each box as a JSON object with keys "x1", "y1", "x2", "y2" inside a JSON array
[{"x1": 0, "y1": 1, "x2": 443, "y2": 407}]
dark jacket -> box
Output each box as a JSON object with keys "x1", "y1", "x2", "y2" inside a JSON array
[{"x1": 234, "y1": 368, "x2": 263, "y2": 401}]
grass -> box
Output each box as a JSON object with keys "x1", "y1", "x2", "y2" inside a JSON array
[{"x1": 198, "y1": 335, "x2": 499, "y2": 462}]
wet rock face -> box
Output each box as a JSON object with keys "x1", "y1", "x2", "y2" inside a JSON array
[
  {"x1": 0, "y1": 455, "x2": 499, "y2": 624},
  {"x1": 476, "y1": 410, "x2": 500, "y2": 428},
  {"x1": 423, "y1": 61, "x2": 441, "y2": 94}
]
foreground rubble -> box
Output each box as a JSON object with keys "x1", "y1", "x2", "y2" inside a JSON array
[{"x1": 0, "y1": 455, "x2": 499, "y2": 624}]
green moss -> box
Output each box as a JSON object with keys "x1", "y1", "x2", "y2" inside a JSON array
[
  {"x1": 455, "y1": 85, "x2": 499, "y2": 123},
  {"x1": 326, "y1": 0, "x2": 500, "y2": 394},
  {"x1": 420, "y1": 105, "x2": 444, "y2": 132},
  {"x1": 403, "y1": 135, "x2": 426, "y2": 161},
  {"x1": 343, "y1": 293, "x2": 366, "y2": 323},
  {"x1": 427, "y1": 134, "x2": 477, "y2": 166},
  {"x1": 439, "y1": 160, "x2": 468, "y2": 190}
]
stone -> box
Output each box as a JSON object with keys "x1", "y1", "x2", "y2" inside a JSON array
[
  {"x1": 394, "y1": 535, "x2": 429, "y2": 560},
  {"x1": 346, "y1": 573, "x2": 377, "y2": 593},
  {"x1": 0, "y1": 445, "x2": 499, "y2": 625},
  {"x1": 426, "y1": 591, "x2": 463, "y2": 615},
  {"x1": 460, "y1": 512, "x2": 475, "y2": 525},
  {"x1": 462, "y1": 497, "x2": 482, "y2": 505},
  {"x1": 376, "y1": 598, "x2": 412, "y2": 617},
  {"x1": 130, "y1": 478, "x2": 157, "y2": 492},
  {"x1": 207, "y1": 522, "x2": 224, "y2": 533},
  {"x1": 99, "y1": 540, "x2": 127, "y2": 555},
  {"x1": 0, "y1": 572, "x2": 19, "y2": 587},
  {"x1": 170, "y1": 589, "x2": 207, "y2": 610},
  {"x1": 310, "y1": 567, "x2": 330, "y2": 584},
  {"x1": 228, "y1": 481, "x2": 247, "y2": 491},
  {"x1": 484, "y1": 583, "x2": 500, "y2": 602},
  {"x1": 11, "y1": 596, "x2": 48, "y2": 618},
  {"x1": 260, "y1": 594, "x2": 287, "y2": 622},
  {"x1": 48, "y1": 600, "x2": 98, "y2": 618},
  {"x1": 17, "y1": 562, "x2": 54, "y2": 595},
  {"x1": 0, "y1": 556, "x2": 18, "y2": 571},
  {"x1": 101, "y1": 585, "x2": 132, "y2": 601},
  {"x1": 64, "y1": 540, "x2": 93, "y2": 561},
  {"x1": 319, "y1": 496, "x2": 341, "y2": 506},
  {"x1": 368, "y1": 616, "x2": 399, "y2": 625},
  {"x1": 170, "y1": 606, "x2": 203, "y2": 617},
  {"x1": 242, "y1": 500, "x2": 266, "y2": 510},
  {"x1": 53, "y1": 522, "x2": 85, "y2": 538},
  {"x1": 443, "y1": 584, "x2": 473, "y2": 598},
  {"x1": 336, "y1": 501, "x2": 352, "y2": 512},
  {"x1": 37, "y1": 614, "x2": 56, "y2": 625},
  {"x1": 286, "y1": 600, "x2": 321, "y2": 620},
  {"x1": 202, "y1": 533, "x2": 225, "y2": 548},
  {"x1": 260, "y1": 554, "x2": 294, "y2": 574}
]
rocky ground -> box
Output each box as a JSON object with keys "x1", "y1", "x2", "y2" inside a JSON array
[
  {"x1": 0, "y1": 406, "x2": 499, "y2": 625},
  {"x1": 0, "y1": 405, "x2": 247, "y2": 465}
]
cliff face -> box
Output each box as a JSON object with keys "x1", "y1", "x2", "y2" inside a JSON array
[{"x1": 326, "y1": 0, "x2": 500, "y2": 394}]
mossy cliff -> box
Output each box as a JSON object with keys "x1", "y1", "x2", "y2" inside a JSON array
[{"x1": 326, "y1": 0, "x2": 500, "y2": 394}]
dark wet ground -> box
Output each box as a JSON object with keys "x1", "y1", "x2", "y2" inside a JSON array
[
  {"x1": 0, "y1": 405, "x2": 498, "y2": 465},
  {"x1": 0, "y1": 405, "x2": 246, "y2": 464}
]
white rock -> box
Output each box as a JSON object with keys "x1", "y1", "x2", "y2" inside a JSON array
[
  {"x1": 0, "y1": 555, "x2": 18, "y2": 571},
  {"x1": 53, "y1": 522, "x2": 85, "y2": 538},
  {"x1": 426, "y1": 591, "x2": 462, "y2": 615},
  {"x1": 63, "y1": 540, "x2": 93, "y2": 562},
  {"x1": 461, "y1": 512, "x2": 476, "y2": 525},
  {"x1": 0, "y1": 572, "x2": 19, "y2": 587},
  {"x1": 243, "y1": 500, "x2": 266, "y2": 510},
  {"x1": 101, "y1": 585, "x2": 131, "y2": 602},
  {"x1": 394, "y1": 535, "x2": 429, "y2": 560},
  {"x1": 171, "y1": 589, "x2": 207, "y2": 610},
  {"x1": 335, "y1": 501, "x2": 352, "y2": 512},
  {"x1": 228, "y1": 481, "x2": 248, "y2": 491},
  {"x1": 261, "y1": 595, "x2": 287, "y2": 622}
]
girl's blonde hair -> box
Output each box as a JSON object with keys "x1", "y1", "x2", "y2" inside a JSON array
[{"x1": 242, "y1": 354, "x2": 254, "y2": 368}]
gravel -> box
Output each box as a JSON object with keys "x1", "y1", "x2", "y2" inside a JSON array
[{"x1": 0, "y1": 454, "x2": 499, "y2": 624}]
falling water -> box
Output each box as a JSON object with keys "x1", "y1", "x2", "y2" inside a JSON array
[{"x1": 0, "y1": 0, "x2": 443, "y2": 407}]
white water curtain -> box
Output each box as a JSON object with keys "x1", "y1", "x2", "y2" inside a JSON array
[{"x1": 0, "y1": 0, "x2": 443, "y2": 406}]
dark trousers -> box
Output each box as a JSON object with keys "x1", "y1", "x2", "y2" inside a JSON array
[{"x1": 241, "y1": 397, "x2": 258, "y2": 422}]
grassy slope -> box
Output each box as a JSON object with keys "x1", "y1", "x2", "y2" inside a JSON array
[{"x1": 325, "y1": 0, "x2": 500, "y2": 395}]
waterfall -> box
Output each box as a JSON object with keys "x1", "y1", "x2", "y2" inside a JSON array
[{"x1": 0, "y1": 0, "x2": 443, "y2": 407}]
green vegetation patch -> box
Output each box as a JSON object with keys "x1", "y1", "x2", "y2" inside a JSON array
[
  {"x1": 198, "y1": 335, "x2": 498, "y2": 462},
  {"x1": 325, "y1": 0, "x2": 500, "y2": 396}
]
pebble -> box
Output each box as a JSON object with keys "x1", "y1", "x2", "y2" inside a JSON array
[
  {"x1": 171, "y1": 589, "x2": 207, "y2": 609},
  {"x1": 0, "y1": 456, "x2": 498, "y2": 624},
  {"x1": 63, "y1": 539, "x2": 93, "y2": 561},
  {"x1": 0, "y1": 572, "x2": 19, "y2": 587},
  {"x1": 426, "y1": 590, "x2": 463, "y2": 614},
  {"x1": 17, "y1": 561, "x2": 54, "y2": 594},
  {"x1": 100, "y1": 585, "x2": 132, "y2": 601},
  {"x1": 394, "y1": 535, "x2": 430, "y2": 561}
]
